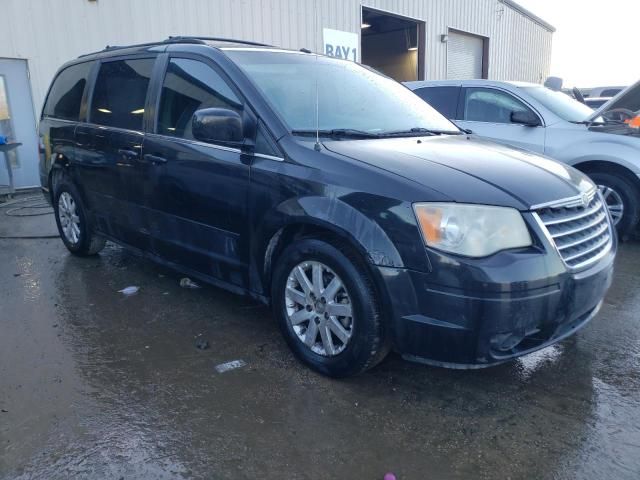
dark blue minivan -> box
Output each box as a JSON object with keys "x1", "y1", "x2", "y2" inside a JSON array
[{"x1": 39, "y1": 37, "x2": 616, "y2": 377}]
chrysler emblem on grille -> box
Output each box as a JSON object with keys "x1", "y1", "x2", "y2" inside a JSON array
[{"x1": 582, "y1": 193, "x2": 590, "y2": 207}]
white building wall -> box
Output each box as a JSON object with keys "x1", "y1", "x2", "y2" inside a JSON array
[{"x1": 0, "y1": 0, "x2": 553, "y2": 115}]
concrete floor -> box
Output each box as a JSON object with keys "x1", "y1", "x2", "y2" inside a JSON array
[{"x1": 1, "y1": 197, "x2": 639, "y2": 480}]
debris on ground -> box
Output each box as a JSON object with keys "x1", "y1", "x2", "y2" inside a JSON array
[
  {"x1": 118, "y1": 286, "x2": 140, "y2": 296},
  {"x1": 384, "y1": 473, "x2": 397, "y2": 480},
  {"x1": 179, "y1": 277, "x2": 200, "y2": 289},
  {"x1": 215, "y1": 360, "x2": 247, "y2": 373},
  {"x1": 195, "y1": 338, "x2": 210, "y2": 350}
]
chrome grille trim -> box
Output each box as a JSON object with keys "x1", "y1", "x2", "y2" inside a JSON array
[
  {"x1": 542, "y1": 200, "x2": 602, "y2": 226},
  {"x1": 533, "y1": 192, "x2": 613, "y2": 270}
]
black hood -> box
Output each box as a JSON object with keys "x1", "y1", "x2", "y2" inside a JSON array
[{"x1": 324, "y1": 135, "x2": 595, "y2": 210}]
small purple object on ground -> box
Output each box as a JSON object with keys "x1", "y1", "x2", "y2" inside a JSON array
[{"x1": 384, "y1": 474, "x2": 396, "y2": 480}]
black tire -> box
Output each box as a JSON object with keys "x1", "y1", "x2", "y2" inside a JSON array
[
  {"x1": 53, "y1": 176, "x2": 105, "y2": 256},
  {"x1": 271, "y1": 238, "x2": 389, "y2": 378},
  {"x1": 589, "y1": 172, "x2": 640, "y2": 240}
]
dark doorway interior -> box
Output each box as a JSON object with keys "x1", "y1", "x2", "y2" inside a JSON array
[{"x1": 361, "y1": 8, "x2": 424, "y2": 82}]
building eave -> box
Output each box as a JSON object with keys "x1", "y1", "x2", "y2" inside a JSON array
[{"x1": 502, "y1": 0, "x2": 556, "y2": 33}]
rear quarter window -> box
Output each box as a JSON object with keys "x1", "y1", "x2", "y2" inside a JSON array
[
  {"x1": 413, "y1": 86, "x2": 461, "y2": 119},
  {"x1": 43, "y1": 61, "x2": 93, "y2": 121}
]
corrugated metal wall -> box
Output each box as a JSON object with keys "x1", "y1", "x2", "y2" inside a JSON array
[{"x1": 0, "y1": 0, "x2": 552, "y2": 115}]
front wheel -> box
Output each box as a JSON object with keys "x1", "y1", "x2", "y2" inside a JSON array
[
  {"x1": 589, "y1": 172, "x2": 640, "y2": 239},
  {"x1": 271, "y1": 238, "x2": 389, "y2": 377}
]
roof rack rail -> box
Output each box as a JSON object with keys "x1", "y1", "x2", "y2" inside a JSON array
[
  {"x1": 166, "y1": 36, "x2": 273, "y2": 47},
  {"x1": 78, "y1": 36, "x2": 270, "y2": 59},
  {"x1": 77, "y1": 41, "x2": 159, "y2": 57}
]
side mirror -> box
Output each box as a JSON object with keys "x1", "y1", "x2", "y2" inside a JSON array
[
  {"x1": 192, "y1": 108, "x2": 243, "y2": 145},
  {"x1": 510, "y1": 110, "x2": 540, "y2": 127}
]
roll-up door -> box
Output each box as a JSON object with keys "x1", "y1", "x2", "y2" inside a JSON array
[{"x1": 447, "y1": 31, "x2": 484, "y2": 79}]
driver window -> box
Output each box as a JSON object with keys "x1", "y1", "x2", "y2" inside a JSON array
[
  {"x1": 464, "y1": 87, "x2": 534, "y2": 124},
  {"x1": 157, "y1": 58, "x2": 242, "y2": 139}
]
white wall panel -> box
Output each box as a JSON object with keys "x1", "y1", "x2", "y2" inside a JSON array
[{"x1": 0, "y1": 0, "x2": 553, "y2": 116}]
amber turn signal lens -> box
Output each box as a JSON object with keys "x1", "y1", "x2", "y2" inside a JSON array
[{"x1": 415, "y1": 206, "x2": 442, "y2": 243}]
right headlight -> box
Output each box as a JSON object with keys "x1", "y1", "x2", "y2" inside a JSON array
[{"x1": 413, "y1": 203, "x2": 532, "y2": 257}]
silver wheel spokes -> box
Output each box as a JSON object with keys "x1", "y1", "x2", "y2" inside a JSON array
[
  {"x1": 285, "y1": 261, "x2": 353, "y2": 357},
  {"x1": 598, "y1": 185, "x2": 624, "y2": 226},
  {"x1": 58, "y1": 192, "x2": 81, "y2": 244}
]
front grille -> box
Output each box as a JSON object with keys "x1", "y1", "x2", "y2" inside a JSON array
[{"x1": 535, "y1": 192, "x2": 612, "y2": 270}]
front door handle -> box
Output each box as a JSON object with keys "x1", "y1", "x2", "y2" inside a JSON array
[
  {"x1": 118, "y1": 148, "x2": 139, "y2": 160},
  {"x1": 143, "y1": 154, "x2": 168, "y2": 165}
]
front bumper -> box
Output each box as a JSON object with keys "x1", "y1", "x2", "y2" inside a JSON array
[{"x1": 377, "y1": 240, "x2": 616, "y2": 368}]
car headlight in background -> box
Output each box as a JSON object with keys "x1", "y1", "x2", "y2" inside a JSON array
[{"x1": 413, "y1": 203, "x2": 532, "y2": 257}]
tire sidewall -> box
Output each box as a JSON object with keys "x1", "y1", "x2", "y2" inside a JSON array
[
  {"x1": 53, "y1": 180, "x2": 90, "y2": 253},
  {"x1": 272, "y1": 239, "x2": 381, "y2": 377},
  {"x1": 590, "y1": 172, "x2": 639, "y2": 238}
]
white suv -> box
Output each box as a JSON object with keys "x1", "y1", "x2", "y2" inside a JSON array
[{"x1": 406, "y1": 79, "x2": 640, "y2": 237}]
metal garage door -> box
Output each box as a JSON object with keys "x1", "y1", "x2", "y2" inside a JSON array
[{"x1": 447, "y1": 31, "x2": 484, "y2": 79}]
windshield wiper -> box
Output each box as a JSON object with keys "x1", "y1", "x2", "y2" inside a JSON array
[
  {"x1": 571, "y1": 119, "x2": 626, "y2": 126},
  {"x1": 291, "y1": 128, "x2": 382, "y2": 139},
  {"x1": 379, "y1": 127, "x2": 462, "y2": 137}
]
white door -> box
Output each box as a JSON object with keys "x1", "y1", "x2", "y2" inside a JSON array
[
  {"x1": 447, "y1": 31, "x2": 484, "y2": 79},
  {"x1": 0, "y1": 58, "x2": 40, "y2": 189},
  {"x1": 456, "y1": 87, "x2": 546, "y2": 154}
]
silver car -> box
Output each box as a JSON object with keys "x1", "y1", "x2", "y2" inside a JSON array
[{"x1": 406, "y1": 79, "x2": 640, "y2": 237}]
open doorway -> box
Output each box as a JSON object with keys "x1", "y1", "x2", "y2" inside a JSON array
[{"x1": 360, "y1": 7, "x2": 424, "y2": 82}]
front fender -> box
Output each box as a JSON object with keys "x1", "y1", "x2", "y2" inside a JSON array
[
  {"x1": 555, "y1": 138, "x2": 640, "y2": 175},
  {"x1": 250, "y1": 194, "x2": 419, "y2": 297}
]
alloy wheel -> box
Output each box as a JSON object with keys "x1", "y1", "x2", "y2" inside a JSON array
[
  {"x1": 598, "y1": 184, "x2": 624, "y2": 226},
  {"x1": 58, "y1": 191, "x2": 81, "y2": 244},
  {"x1": 284, "y1": 261, "x2": 354, "y2": 356}
]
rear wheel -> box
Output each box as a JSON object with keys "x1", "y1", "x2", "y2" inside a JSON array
[
  {"x1": 53, "y1": 177, "x2": 105, "y2": 256},
  {"x1": 271, "y1": 238, "x2": 389, "y2": 377},
  {"x1": 589, "y1": 171, "x2": 640, "y2": 239}
]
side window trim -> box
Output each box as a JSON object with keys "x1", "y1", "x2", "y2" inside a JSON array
[
  {"x1": 79, "y1": 60, "x2": 100, "y2": 123},
  {"x1": 455, "y1": 87, "x2": 466, "y2": 120},
  {"x1": 85, "y1": 54, "x2": 157, "y2": 132},
  {"x1": 461, "y1": 86, "x2": 544, "y2": 126}
]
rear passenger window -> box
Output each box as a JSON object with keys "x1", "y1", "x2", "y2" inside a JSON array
[
  {"x1": 43, "y1": 62, "x2": 93, "y2": 121},
  {"x1": 90, "y1": 58, "x2": 155, "y2": 131},
  {"x1": 414, "y1": 87, "x2": 460, "y2": 119},
  {"x1": 157, "y1": 58, "x2": 242, "y2": 139}
]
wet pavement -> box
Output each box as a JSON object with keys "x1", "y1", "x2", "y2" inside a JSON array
[{"x1": 1, "y1": 195, "x2": 640, "y2": 479}]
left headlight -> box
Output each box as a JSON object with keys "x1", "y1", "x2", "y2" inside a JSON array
[{"x1": 413, "y1": 203, "x2": 532, "y2": 257}]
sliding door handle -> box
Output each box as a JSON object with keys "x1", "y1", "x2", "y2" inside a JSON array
[
  {"x1": 117, "y1": 148, "x2": 139, "y2": 159},
  {"x1": 143, "y1": 154, "x2": 168, "y2": 164}
]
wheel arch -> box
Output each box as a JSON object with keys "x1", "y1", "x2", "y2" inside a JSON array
[
  {"x1": 573, "y1": 160, "x2": 640, "y2": 192},
  {"x1": 252, "y1": 196, "x2": 406, "y2": 300},
  {"x1": 48, "y1": 155, "x2": 92, "y2": 210}
]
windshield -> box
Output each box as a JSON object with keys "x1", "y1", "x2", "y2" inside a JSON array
[
  {"x1": 224, "y1": 50, "x2": 459, "y2": 135},
  {"x1": 520, "y1": 86, "x2": 595, "y2": 122}
]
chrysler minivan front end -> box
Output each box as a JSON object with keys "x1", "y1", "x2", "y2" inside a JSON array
[{"x1": 385, "y1": 189, "x2": 615, "y2": 368}]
